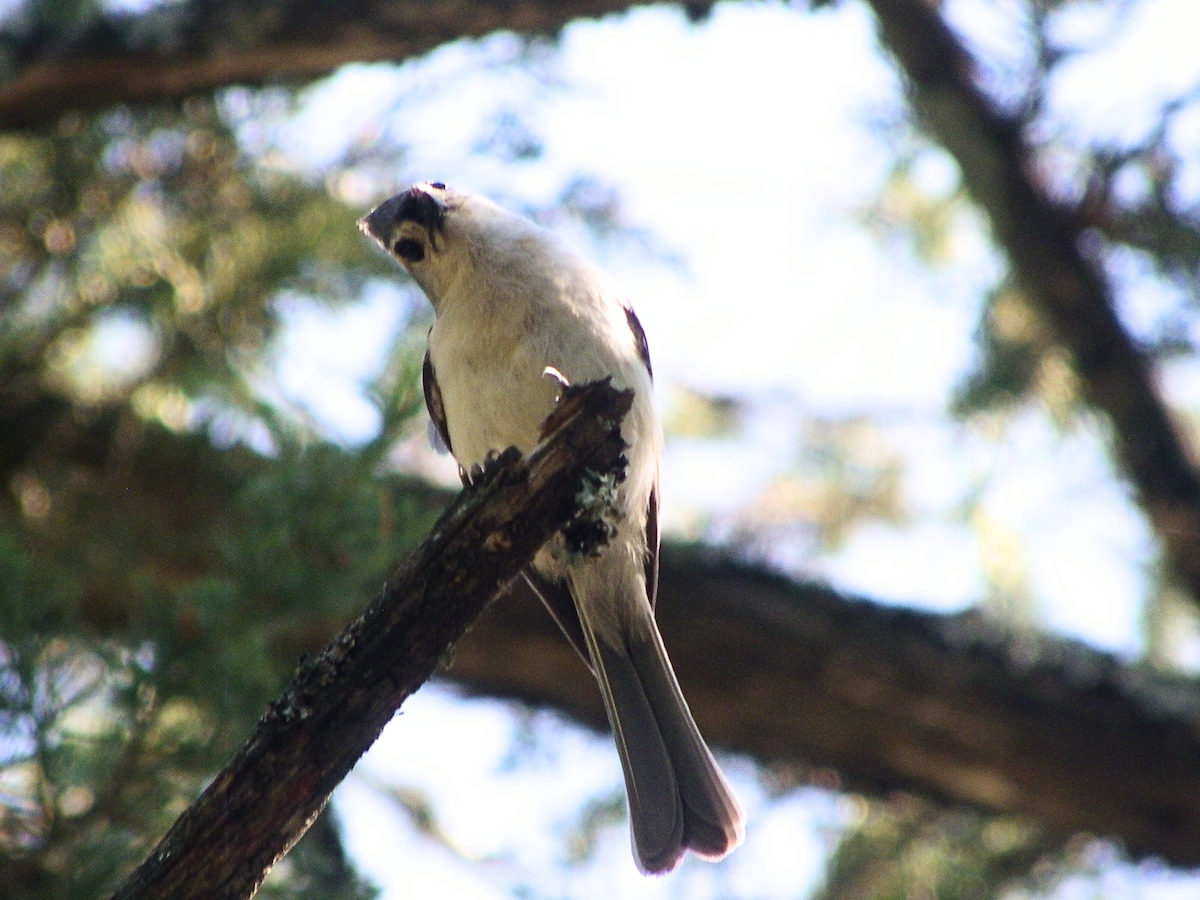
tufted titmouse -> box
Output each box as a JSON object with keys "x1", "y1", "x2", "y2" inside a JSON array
[{"x1": 360, "y1": 182, "x2": 744, "y2": 873}]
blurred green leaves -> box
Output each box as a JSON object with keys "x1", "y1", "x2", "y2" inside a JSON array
[
  {"x1": 814, "y1": 795, "x2": 1076, "y2": 900},
  {"x1": 0, "y1": 88, "x2": 430, "y2": 897},
  {"x1": 1, "y1": 96, "x2": 392, "y2": 415}
]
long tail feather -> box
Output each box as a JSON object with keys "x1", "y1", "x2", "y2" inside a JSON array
[
  {"x1": 624, "y1": 623, "x2": 745, "y2": 859},
  {"x1": 591, "y1": 635, "x2": 687, "y2": 872},
  {"x1": 584, "y1": 599, "x2": 745, "y2": 873}
]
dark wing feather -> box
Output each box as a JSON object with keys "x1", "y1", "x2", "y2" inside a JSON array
[
  {"x1": 622, "y1": 302, "x2": 659, "y2": 607},
  {"x1": 622, "y1": 302, "x2": 653, "y2": 379},
  {"x1": 644, "y1": 486, "x2": 660, "y2": 609},
  {"x1": 422, "y1": 348, "x2": 452, "y2": 454}
]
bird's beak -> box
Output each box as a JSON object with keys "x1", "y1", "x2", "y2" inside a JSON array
[{"x1": 358, "y1": 195, "x2": 404, "y2": 249}]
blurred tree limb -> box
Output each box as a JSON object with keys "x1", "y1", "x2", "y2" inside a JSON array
[
  {"x1": 0, "y1": 0, "x2": 672, "y2": 130},
  {"x1": 865, "y1": 0, "x2": 1200, "y2": 610},
  {"x1": 107, "y1": 379, "x2": 633, "y2": 900},
  {"x1": 456, "y1": 543, "x2": 1200, "y2": 868}
]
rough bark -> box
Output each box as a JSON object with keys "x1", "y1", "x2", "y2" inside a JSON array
[
  {"x1": 451, "y1": 544, "x2": 1200, "y2": 867},
  {"x1": 0, "y1": 0, "x2": 671, "y2": 130},
  {"x1": 107, "y1": 379, "x2": 632, "y2": 900},
  {"x1": 863, "y1": 0, "x2": 1200, "y2": 609}
]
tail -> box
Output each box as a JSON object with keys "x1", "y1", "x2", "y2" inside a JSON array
[{"x1": 581, "y1": 598, "x2": 745, "y2": 874}]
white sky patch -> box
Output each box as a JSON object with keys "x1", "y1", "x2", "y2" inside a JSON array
[
  {"x1": 84, "y1": 310, "x2": 160, "y2": 388},
  {"x1": 1047, "y1": 0, "x2": 1200, "y2": 147},
  {"x1": 975, "y1": 412, "x2": 1154, "y2": 653},
  {"x1": 1105, "y1": 243, "x2": 1195, "y2": 346},
  {"x1": 282, "y1": 64, "x2": 418, "y2": 171},
  {"x1": 722, "y1": 789, "x2": 835, "y2": 900},
  {"x1": 348, "y1": 689, "x2": 627, "y2": 891},
  {"x1": 272, "y1": 283, "x2": 413, "y2": 443},
  {"x1": 339, "y1": 688, "x2": 834, "y2": 900},
  {"x1": 1167, "y1": 100, "x2": 1200, "y2": 205},
  {"x1": 542, "y1": 3, "x2": 941, "y2": 400},
  {"x1": 337, "y1": 774, "x2": 514, "y2": 900},
  {"x1": 818, "y1": 520, "x2": 983, "y2": 612},
  {"x1": 46, "y1": 309, "x2": 161, "y2": 404},
  {"x1": 941, "y1": 0, "x2": 1040, "y2": 109}
]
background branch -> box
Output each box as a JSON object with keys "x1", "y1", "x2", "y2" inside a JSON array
[
  {"x1": 450, "y1": 543, "x2": 1200, "y2": 867},
  {"x1": 863, "y1": 0, "x2": 1200, "y2": 608},
  {"x1": 0, "y1": 0, "x2": 669, "y2": 130}
]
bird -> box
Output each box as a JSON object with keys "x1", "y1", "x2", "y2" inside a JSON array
[{"x1": 360, "y1": 182, "x2": 745, "y2": 874}]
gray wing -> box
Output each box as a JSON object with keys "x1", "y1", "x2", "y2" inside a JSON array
[
  {"x1": 622, "y1": 301, "x2": 653, "y2": 379},
  {"x1": 422, "y1": 348, "x2": 452, "y2": 455}
]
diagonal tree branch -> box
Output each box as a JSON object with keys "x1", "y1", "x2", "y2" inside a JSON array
[
  {"x1": 107, "y1": 378, "x2": 632, "y2": 900},
  {"x1": 863, "y1": 0, "x2": 1200, "y2": 608}
]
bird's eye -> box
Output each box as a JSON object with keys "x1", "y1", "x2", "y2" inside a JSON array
[
  {"x1": 429, "y1": 181, "x2": 446, "y2": 190},
  {"x1": 394, "y1": 237, "x2": 425, "y2": 262}
]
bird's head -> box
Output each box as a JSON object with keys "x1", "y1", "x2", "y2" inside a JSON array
[{"x1": 359, "y1": 181, "x2": 531, "y2": 306}]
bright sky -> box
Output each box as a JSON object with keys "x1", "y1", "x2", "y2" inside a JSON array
[{"x1": 258, "y1": 0, "x2": 1200, "y2": 896}]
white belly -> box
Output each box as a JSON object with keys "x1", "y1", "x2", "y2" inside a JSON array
[
  {"x1": 425, "y1": 283, "x2": 662, "y2": 534},
  {"x1": 437, "y1": 350, "x2": 561, "y2": 468}
]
